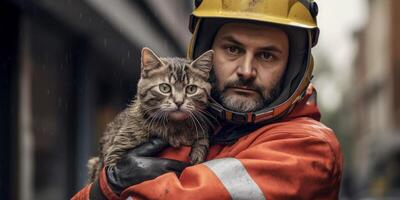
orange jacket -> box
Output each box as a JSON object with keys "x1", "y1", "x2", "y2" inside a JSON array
[{"x1": 72, "y1": 85, "x2": 343, "y2": 200}]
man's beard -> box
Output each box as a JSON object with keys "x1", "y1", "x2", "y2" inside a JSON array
[{"x1": 210, "y1": 72, "x2": 281, "y2": 113}]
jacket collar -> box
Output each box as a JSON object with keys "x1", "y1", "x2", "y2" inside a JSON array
[
  {"x1": 284, "y1": 84, "x2": 321, "y2": 122},
  {"x1": 210, "y1": 84, "x2": 321, "y2": 145}
]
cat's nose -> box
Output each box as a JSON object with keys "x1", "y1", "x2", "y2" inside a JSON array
[{"x1": 175, "y1": 101, "x2": 183, "y2": 108}]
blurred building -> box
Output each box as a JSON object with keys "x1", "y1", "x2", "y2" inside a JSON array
[
  {"x1": 0, "y1": 0, "x2": 192, "y2": 199},
  {"x1": 350, "y1": 0, "x2": 400, "y2": 198}
]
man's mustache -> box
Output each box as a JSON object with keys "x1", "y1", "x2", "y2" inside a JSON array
[{"x1": 222, "y1": 79, "x2": 265, "y2": 97}]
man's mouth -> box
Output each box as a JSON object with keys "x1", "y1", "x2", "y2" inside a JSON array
[{"x1": 229, "y1": 87, "x2": 258, "y2": 94}]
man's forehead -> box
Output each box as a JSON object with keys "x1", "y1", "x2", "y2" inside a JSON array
[{"x1": 216, "y1": 22, "x2": 288, "y2": 44}]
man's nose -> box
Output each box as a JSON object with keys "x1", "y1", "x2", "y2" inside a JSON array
[{"x1": 237, "y1": 54, "x2": 256, "y2": 80}]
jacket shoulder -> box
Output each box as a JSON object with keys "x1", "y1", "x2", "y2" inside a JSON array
[
  {"x1": 250, "y1": 117, "x2": 342, "y2": 165},
  {"x1": 264, "y1": 117, "x2": 338, "y2": 146}
]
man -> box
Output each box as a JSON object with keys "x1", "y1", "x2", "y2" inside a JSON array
[{"x1": 73, "y1": 0, "x2": 343, "y2": 199}]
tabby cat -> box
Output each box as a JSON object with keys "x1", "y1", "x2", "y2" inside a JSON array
[{"x1": 87, "y1": 47, "x2": 214, "y2": 182}]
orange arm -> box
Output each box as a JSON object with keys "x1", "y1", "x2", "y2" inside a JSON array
[
  {"x1": 119, "y1": 132, "x2": 342, "y2": 200},
  {"x1": 71, "y1": 130, "x2": 342, "y2": 200}
]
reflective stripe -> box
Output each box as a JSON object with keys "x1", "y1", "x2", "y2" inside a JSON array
[{"x1": 203, "y1": 158, "x2": 266, "y2": 200}]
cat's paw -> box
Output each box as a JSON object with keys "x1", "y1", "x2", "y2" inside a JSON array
[{"x1": 189, "y1": 151, "x2": 206, "y2": 165}]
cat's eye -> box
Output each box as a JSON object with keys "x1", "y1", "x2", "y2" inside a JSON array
[
  {"x1": 159, "y1": 83, "x2": 171, "y2": 93},
  {"x1": 186, "y1": 85, "x2": 198, "y2": 94}
]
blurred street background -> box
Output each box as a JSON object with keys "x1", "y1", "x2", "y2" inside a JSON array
[{"x1": 0, "y1": 0, "x2": 399, "y2": 199}]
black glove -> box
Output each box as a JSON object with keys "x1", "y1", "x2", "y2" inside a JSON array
[{"x1": 106, "y1": 138, "x2": 190, "y2": 194}]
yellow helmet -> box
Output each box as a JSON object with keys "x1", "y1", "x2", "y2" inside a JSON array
[{"x1": 188, "y1": 0, "x2": 319, "y2": 124}]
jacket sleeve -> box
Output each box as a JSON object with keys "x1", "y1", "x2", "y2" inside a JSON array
[
  {"x1": 71, "y1": 184, "x2": 91, "y2": 200},
  {"x1": 71, "y1": 169, "x2": 120, "y2": 200},
  {"x1": 118, "y1": 132, "x2": 342, "y2": 200}
]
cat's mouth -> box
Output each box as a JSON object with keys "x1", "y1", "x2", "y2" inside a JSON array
[{"x1": 168, "y1": 111, "x2": 189, "y2": 121}]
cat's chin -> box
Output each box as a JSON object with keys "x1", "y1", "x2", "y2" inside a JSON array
[{"x1": 168, "y1": 111, "x2": 189, "y2": 121}]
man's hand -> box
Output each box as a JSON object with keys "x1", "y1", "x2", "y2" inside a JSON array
[{"x1": 106, "y1": 138, "x2": 190, "y2": 194}]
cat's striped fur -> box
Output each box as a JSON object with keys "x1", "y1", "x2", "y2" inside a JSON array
[{"x1": 87, "y1": 48, "x2": 214, "y2": 182}]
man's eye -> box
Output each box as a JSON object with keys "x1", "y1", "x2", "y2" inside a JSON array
[
  {"x1": 226, "y1": 46, "x2": 241, "y2": 55},
  {"x1": 259, "y1": 52, "x2": 273, "y2": 61}
]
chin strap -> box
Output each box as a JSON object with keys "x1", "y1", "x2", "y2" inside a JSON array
[
  {"x1": 207, "y1": 97, "x2": 284, "y2": 125},
  {"x1": 208, "y1": 97, "x2": 257, "y2": 124},
  {"x1": 208, "y1": 100, "x2": 286, "y2": 125}
]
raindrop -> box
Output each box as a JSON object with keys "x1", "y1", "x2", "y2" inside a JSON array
[
  {"x1": 104, "y1": 38, "x2": 108, "y2": 47},
  {"x1": 58, "y1": 97, "x2": 62, "y2": 107}
]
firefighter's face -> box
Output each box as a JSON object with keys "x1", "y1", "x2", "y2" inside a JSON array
[{"x1": 211, "y1": 23, "x2": 289, "y2": 112}]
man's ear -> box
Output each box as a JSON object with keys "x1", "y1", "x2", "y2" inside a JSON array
[
  {"x1": 141, "y1": 47, "x2": 163, "y2": 72},
  {"x1": 191, "y1": 50, "x2": 214, "y2": 75}
]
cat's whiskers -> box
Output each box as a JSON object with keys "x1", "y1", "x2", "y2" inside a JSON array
[
  {"x1": 187, "y1": 104, "x2": 215, "y2": 131},
  {"x1": 161, "y1": 111, "x2": 168, "y2": 129},
  {"x1": 189, "y1": 111, "x2": 206, "y2": 139},
  {"x1": 155, "y1": 110, "x2": 167, "y2": 126},
  {"x1": 197, "y1": 109, "x2": 219, "y2": 123},
  {"x1": 188, "y1": 111, "x2": 200, "y2": 138},
  {"x1": 141, "y1": 107, "x2": 162, "y2": 127},
  {"x1": 195, "y1": 113, "x2": 209, "y2": 138},
  {"x1": 160, "y1": 111, "x2": 169, "y2": 129},
  {"x1": 186, "y1": 106, "x2": 204, "y2": 138},
  {"x1": 146, "y1": 110, "x2": 163, "y2": 130},
  {"x1": 142, "y1": 109, "x2": 157, "y2": 127},
  {"x1": 194, "y1": 112, "x2": 211, "y2": 132},
  {"x1": 195, "y1": 110, "x2": 218, "y2": 129},
  {"x1": 141, "y1": 106, "x2": 160, "y2": 116},
  {"x1": 194, "y1": 114, "x2": 206, "y2": 138}
]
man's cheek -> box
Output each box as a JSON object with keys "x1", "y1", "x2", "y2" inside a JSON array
[
  {"x1": 218, "y1": 82, "x2": 225, "y2": 92},
  {"x1": 213, "y1": 72, "x2": 226, "y2": 91}
]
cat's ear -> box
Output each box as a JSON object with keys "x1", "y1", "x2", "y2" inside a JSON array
[
  {"x1": 191, "y1": 50, "x2": 214, "y2": 75},
  {"x1": 141, "y1": 47, "x2": 163, "y2": 72}
]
